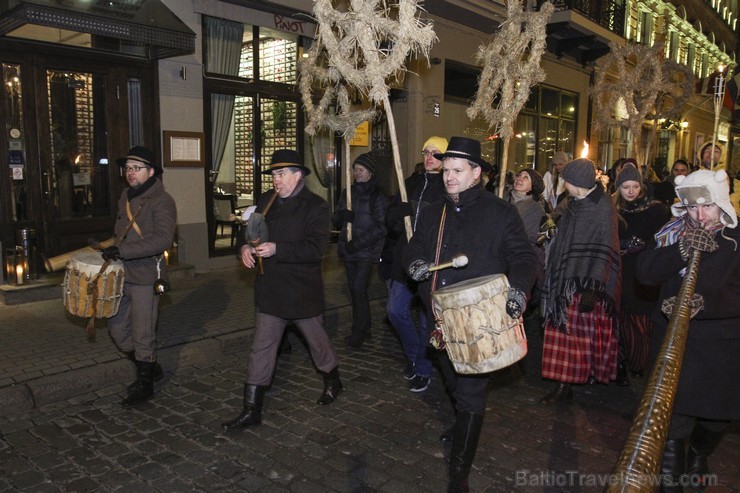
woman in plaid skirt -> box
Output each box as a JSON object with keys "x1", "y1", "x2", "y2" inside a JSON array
[{"x1": 539, "y1": 158, "x2": 622, "y2": 405}]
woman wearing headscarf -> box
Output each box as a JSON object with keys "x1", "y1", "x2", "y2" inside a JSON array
[
  {"x1": 540, "y1": 158, "x2": 622, "y2": 404},
  {"x1": 612, "y1": 162, "x2": 670, "y2": 383}
]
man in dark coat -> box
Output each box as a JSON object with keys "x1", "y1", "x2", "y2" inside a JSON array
[
  {"x1": 332, "y1": 152, "x2": 389, "y2": 348},
  {"x1": 103, "y1": 146, "x2": 177, "y2": 408},
  {"x1": 222, "y1": 149, "x2": 342, "y2": 431},
  {"x1": 385, "y1": 136, "x2": 447, "y2": 392},
  {"x1": 403, "y1": 136, "x2": 536, "y2": 493},
  {"x1": 638, "y1": 168, "x2": 739, "y2": 492},
  {"x1": 653, "y1": 159, "x2": 689, "y2": 206}
]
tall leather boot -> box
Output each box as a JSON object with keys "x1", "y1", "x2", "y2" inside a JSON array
[
  {"x1": 616, "y1": 359, "x2": 630, "y2": 387},
  {"x1": 124, "y1": 351, "x2": 163, "y2": 391},
  {"x1": 121, "y1": 360, "x2": 155, "y2": 408},
  {"x1": 317, "y1": 366, "x2": 343, "y2": 405},
  {"x1": 660, "y1": 438, "x2": 686, "y2": 493},
  {"x1": 540, "y1": 382, "x2": 573, "y2": 405},
  {"x1": 221, "y1": 384, "x2": 266, "y2": 431},
  {"x1": 448, "y1": 412, "x2": 484, "y2": 493},
  {"x1": 686, "y1": 423, "x2": 726, "y2": 491}
]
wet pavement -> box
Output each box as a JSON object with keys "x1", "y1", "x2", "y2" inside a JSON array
[{"x1": 0, "y1": 249, "x2": 738, "y2": 492}]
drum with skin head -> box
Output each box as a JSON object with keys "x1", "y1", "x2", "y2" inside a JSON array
[
  {"x1": 62, "y1": 252, "x2": 124, "y2": 318},
  {"x1": 432, "y1": 274, "x2": 527, "y2": 374}
]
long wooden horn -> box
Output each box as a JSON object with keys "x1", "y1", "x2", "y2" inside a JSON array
[
  {"x1": 606, "y1": 249, "x2": 702, "y2": 492},
  {"x1": 44, "y1": 238, "x2": 116, "y2": 272}
]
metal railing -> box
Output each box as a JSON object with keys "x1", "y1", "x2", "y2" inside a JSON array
[{"x1": 546, "y1": 0, "x2": 626, "y2": 35}]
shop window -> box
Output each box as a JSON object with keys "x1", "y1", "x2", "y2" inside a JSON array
[{"x1": 540, "y1": 87, "x2": 559, "y2": 116}]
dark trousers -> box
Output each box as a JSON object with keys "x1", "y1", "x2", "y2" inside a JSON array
[
  {"x1": 344, "y1": 259, "x2": 374, "y2": 338},
  {"x1": 439, "y1": 352, "x2": 489, "y2": 414}
]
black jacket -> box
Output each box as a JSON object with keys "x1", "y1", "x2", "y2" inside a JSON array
[{"x1": 332, "y1": 177, "x2": 389, "y2": 262}]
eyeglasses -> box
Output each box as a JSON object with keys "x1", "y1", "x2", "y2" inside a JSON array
[
  {"x1": 421, "y1": 149, "x2": 437, "y2": 157},
  {"x1": 124, "y1": 165, "x2": 148, "y2": 173}
]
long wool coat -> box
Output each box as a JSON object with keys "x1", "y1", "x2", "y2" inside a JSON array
[
  {"x1": 403, "y1": 183, "x2": 537, "y2": 318},
  {"x1": 637, "y1": 224, "x2": 740, "y2": 420},
  {"x1": 252, "y1": 185, "x2": 330, "y2": 320},
  {"x1": 114, "y1": 178, "x2": 177, "y2": 285}
]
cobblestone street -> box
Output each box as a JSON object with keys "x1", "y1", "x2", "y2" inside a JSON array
[{"x1": 1, "y1": 252, "x2": 738, "y2": 492}]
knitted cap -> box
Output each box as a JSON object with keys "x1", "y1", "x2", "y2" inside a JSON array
[
  {"x1": 353, "y1": 152, "x2": 376, "y2": 175},
  {"x1": 422, "y1": 136, "x2": 448, "y2": 153},
  {"x1": 552, "y1": 151, "x2": 569, "y2": 166},
  {"x1": 617, "y1": 162, "x2": 642, "y2": 187},
  {"x1": 672, "y1": 169, "x2": 737, "y2": 228},
  {"x1": 519, "y1": 168, "x2": 545, "y2": 198},
  {"x1": 561, "y1": 158, "x2": 596, "y2": 189}
]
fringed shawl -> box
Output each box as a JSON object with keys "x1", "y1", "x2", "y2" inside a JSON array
[{"x1": 542, "y1": 186, "x2": 622, "y2": 332}]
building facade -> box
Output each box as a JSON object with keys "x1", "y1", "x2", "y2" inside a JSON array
[{"x1": 0, "y1": 0, "x2": 736, "y2": 277}]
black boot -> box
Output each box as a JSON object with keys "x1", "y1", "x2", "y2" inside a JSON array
[
  {"x1": 317, "y1": 366, "x2": 343, "y2": 405},
  {"x1": 121, "y1": 360, "x2": 155, "y2": 408},
  {"x1": 221, "y1": 384, "x2": 266, "y2": 431},
  {"x1": 660, "y1": 438, "x2": 686, "y2": 493},
  {"x1": 686, "y1": 423, "x2": 726, "y2": 491},
  {"x1": 448, "y1": 412, "x2": 484, "y2": 493},
  {"x1": 124, "y1": 351, "x2": 163, "y2": 391},
  {"x1": 540, "y1": 382, "x2": 573, "y2": 405},
  {"x1": 616, "y1": 360, "x2": 630, "y2": 387}
]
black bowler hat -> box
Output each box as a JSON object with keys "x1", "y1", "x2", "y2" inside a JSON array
[
  {"x1": 261, "y1": 149, "x2": 311, "y2": 176},
  {"x1": 117, "y1": 146, "x2": 162, "y2": 176},
  {"x1": 433, "y1": 136, "x2": 491, "y2": 172}
]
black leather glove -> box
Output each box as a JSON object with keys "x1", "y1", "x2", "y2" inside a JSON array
[
  {"x1": 578, "y1": 290, "x2": 598, "y2": 313},
  {"x1": 679, "y1": 228, "x2": 719, "y2": 261},
  {"x1": 101, "y1": 245, "x2": 120, "y2": 261},
  {"x1": 506, "y1": 288, "x2": 527, "y2": 319},
  {"x1": 344, "y1": 241, "x2": 358, "y2": 254},
  {"x1": 407, "y1": 259, "x2": 431, "y2": 282},
  {"x1": 397, "y1": 202, "x2": 414, "y2": 217},
  {"x1": 338, "y1": 209, "x2": 355, "y2": 223}
]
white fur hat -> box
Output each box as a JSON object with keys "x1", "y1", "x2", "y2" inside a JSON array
[{"x1": 672, "y1": 169, "x2": 737, "y2": 228}]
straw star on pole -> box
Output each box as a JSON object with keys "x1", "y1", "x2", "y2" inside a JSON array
[
  {"x1": 466, "y1": 0, "x2": 554, "y2": 198},
  {"x1": 307, "y1": 0, "x2": 436, "y2": 240}
]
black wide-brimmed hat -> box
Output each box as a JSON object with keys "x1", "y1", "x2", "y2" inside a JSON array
[
  {"x1": 433, "y1": 136, "x2": 491, "y2": 172},
  {"x1": 261, "y1": 149, "x2": 311, "y2": 176},
  {"x1": 117, "y1": 146, "x2": 162, "y2": 176}
]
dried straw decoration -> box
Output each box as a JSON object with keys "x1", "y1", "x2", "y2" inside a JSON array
[
  {"x1": 651, "y1": 60, "x2": 695, "y2": 121},
  {"x1": 303, "y1": 0, "x2": 437, "y2": 240},
  {"x1": 466, "y1": 0, "x2": 554, "y2": 196}
]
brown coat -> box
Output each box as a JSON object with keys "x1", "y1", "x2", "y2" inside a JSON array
[{"x1": 114, "y1": 178, "x2": 177, "y2": 285}]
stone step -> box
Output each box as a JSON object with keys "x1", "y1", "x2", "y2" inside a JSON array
[{"x1": 0, "y1": 263, "x2": 195, "y2": 305}]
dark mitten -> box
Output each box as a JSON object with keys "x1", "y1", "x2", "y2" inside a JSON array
[
  {"x1": 391, "y1": 201, "x2": 413, "y2": 218},
  {"x1": 407, "y1": 259, "x2": 431, "y2": 282},
  {"x1": 537, "y1": 217, "x2": 557, "y2": 245},
  {"x1": 679, "y1": 228, "x2": 719, "y2": 260},
  {"x1": 621, "y1": 235, "x2": 647, "y2": 255},
  {"x1": 344, "y1": 241, "x2": 358, "y2": 254},
  {"x1": 429, "y1": 328, "x2": 446, "y2": 350},
  {"x1": 578, "y1": 290, "x2": 598, "y2": 313},
  {"x1": 101, "y1": 246, "x2": 120, "y2": 261},
  {"x1": 506, "y1": 288, "x2": 527, "y2": 319},
  {"x1": 339, "y1": 209, "x2": 355, "y2": 223}
]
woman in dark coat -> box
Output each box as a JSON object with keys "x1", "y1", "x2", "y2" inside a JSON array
[
  {"x1": 638, "y1": 169, "x2": 740, "y2": 492},
  {"x1": 612, "y1": 163, "x2": 670, "y2": 382},
  {"x1": 332, "y1": 153, "x2": 389, "y2": 348}
]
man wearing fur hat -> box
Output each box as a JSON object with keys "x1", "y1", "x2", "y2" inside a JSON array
[
  {"x1": 403, "y1": 136, "x2": 536, "y2": 492},
  {"x1": 332, "y1": 152, "x2": 389, "y2": 348},
  {"x1": 385, "y1": 136, "x2": 448, "y2": 392},
  {"x1": 104, "y1": 146, "x2": 177, "y2": 408},
  {"x1": 638, "y1": 169, "x2": 739, "y2": 492},
  {"x1": 222, "y1": 149, "x2": 342, "y2": 431},
  {"x1": 540, "y1": 157, "x2": 622, "y2": 404}
]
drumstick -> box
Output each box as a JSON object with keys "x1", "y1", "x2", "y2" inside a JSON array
[{"x1": 428, "y1": 255, "x2": 469, "y2": 272}]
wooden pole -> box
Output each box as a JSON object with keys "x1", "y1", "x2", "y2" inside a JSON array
[
  {"x1": 344, "y1": 138, "x2": 353, "y2": 241},
  {"x1": 497, "y1": 137, "x2": 511, "y2": 198},
  {"x1": 383, "y1": 94, "x2": 413, "y2": 241}
]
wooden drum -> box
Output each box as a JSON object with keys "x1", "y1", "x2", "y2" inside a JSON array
[
  {"x1": 432, "y1": 274, "x2": 527, "y2": 374},
  {"x1": 62, "y1": 252, "x2": 124, "y2": 318}
]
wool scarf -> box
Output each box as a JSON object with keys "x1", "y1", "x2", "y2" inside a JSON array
[{"x1": 542, "y1": 185, "x2": 622, "y2": 332}]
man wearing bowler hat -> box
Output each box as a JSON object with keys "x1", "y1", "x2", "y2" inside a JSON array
[
  {"x1": 103, "y1": 146, "x2": 177, "y2": 408},
  {"x1": 403, "y1": 136, "x2": 536, "y2": 492},
  {"x1": 222, "y1": 149, "x2": 342, "y2": 431}
]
